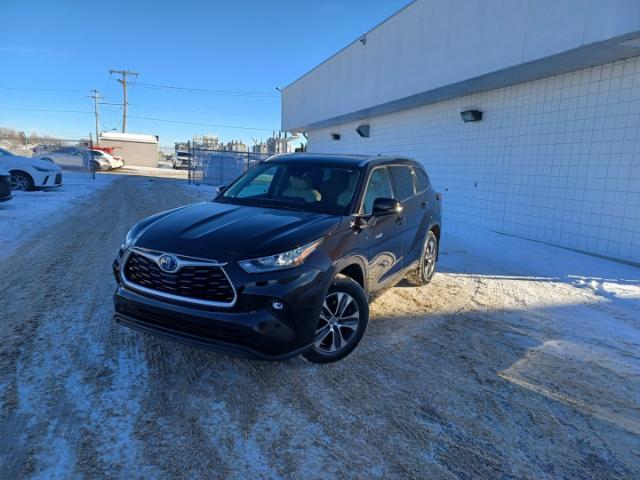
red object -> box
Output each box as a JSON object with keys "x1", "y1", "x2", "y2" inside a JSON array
[{"x1": 91, "y1": 146, "x2": 119, "y2": 155}]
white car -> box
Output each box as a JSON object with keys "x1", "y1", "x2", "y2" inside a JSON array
[
  {"x1": 0, "y1": 148, "x2": 63, "y2": 191},
  {"x1": 36, "y1": 146, "x2": 92, "y2": 170},
  {"x1": 90, "y1": 150, "x2": 124, "y2": 170}
]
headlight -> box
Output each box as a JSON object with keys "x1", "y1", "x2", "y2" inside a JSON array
[
  {"x1": 239, "y1": 239, "x2": 321, "y2": 273},
  {"x1": 34, "y1": 166, "x2": 54, "y2": 172},
  {"x1": 123, "y1": 228, "x2": 136, "y2": 249}
]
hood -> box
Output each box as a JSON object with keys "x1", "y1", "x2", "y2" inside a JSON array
[
  {"x1": 0, "y1": 154, "x2": 61, "y2": 172},
  {"x1": 134, "y1": 201, "x2": 341, "y2": 261},
  {"x1": 31, "y1": 157, "x2": 62, "y2": 171}
]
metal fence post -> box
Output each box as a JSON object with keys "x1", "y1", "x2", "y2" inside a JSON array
[{"x1": 187, "y1": 141, "x2": 192, "y2": 184}]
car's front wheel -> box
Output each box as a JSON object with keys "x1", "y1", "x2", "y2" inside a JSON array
[
  {"x1": 10, "y1": 171, "x2": 34, "y2": 191},
  {"x1": 303, "y1": 276, "x2": 369, "y2": 364}
]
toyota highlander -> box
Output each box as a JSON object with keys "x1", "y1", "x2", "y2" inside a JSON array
[{"x1": 113, "y1": 154, "x2": 442, "y2": 363}]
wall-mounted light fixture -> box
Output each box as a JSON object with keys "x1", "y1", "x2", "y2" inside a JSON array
[
  {"x1": 460, "y1": 109, "x2": 483, "y2": 122},
  {"x1": 331, "y1": 133, "x2": 341, "y2": 141},
  {"x1": 356, "y1": 124, "x2": 370, "y2": 138}
]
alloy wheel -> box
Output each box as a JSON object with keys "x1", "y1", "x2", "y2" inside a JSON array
[
  {"x1": 11, "y1": 175, "x2": 30, "y2": 191},
  {"x1": 314, "y1": 292, "x2": 360, "y2": 353},
  {"x1": 424, "y1": 236, "x2": 437, "y2": 279}
]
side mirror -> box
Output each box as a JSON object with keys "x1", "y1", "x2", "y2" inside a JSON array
[
  {"x1": 372, "y1": 197, "x2": 403, "y2": 216},
  {"x1": 216, "y1": 185, "x2": 227, "y2": 195}
]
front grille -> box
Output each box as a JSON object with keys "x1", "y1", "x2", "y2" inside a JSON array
[
  {"x1": 123, "y1": 251, "x2": 235, "y2": 305},
  {"x1": 54, "y1": 173, "x2": 62, "y2": 185}
]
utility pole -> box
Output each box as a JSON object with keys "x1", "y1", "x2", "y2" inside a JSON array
[
  {"x1": 88, "y1": 89, "x2": 102, "y2": 146},
  {"x1": 109, "y1": 69, "x2": 139, "y2": 133}
]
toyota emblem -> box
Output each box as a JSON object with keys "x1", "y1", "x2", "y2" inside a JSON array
[{"x1": 158, "y1": 254, "x2": 179, "y2": 273}]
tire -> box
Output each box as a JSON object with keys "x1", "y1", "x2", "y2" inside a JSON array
[
  {"x1": 303, "y1": 276, "x2": 369, "y2": 364},
  {"x1": 406, "y1": 230, "x2": 438, "y2": 286},
  {"x1": 10, "y1": 171, "x2": 34, "y2": 191}
]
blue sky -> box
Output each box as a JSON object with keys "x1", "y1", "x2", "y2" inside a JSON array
[{"x1": 0, "y1": 0, "x2": 408, "y2": 149}]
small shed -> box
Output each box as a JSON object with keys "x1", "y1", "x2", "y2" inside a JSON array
[{"x1": 99, "y1": 132, "x2": 159, "y2": 167}]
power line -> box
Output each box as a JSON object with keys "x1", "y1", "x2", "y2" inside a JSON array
[
  {"x1": 1, "y1": 106, "x2": 277, "y2": 132},
  {"x1": 0, "y1": 106, "x2": 92, "y2": 114},
  {"x1": 0, "y1": 85, "x2": 86, "y2": 93},
  {"x1": 129, "y1": 82, "x2": 279, "y2": 98},
  {"x1": 125, "y1": 102, "x2": 274, "y2": 120},
  {"x1": 127, "y1": 115, "x2": 276, "y2": 131}
]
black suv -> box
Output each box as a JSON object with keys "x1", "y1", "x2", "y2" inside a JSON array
[{"x1": 113, "y1": 154, "x2": 442, "y2": 363}]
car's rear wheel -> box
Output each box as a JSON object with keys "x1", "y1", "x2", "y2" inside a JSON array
[
  {"x1": 406, "y1": 230, "x2": 438, "y2": 286},
  {"x1": 10, "y1": 172, "x2": 34, "y2": 191},
  {"x1": 303, "y1": 277, "x2": 369, "y2": 364}
]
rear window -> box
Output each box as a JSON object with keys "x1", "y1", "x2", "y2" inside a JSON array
[{"x1": 388, "y1": 166, "x2": 415, "y2": 201}]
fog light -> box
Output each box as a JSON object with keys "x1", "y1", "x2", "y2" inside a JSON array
[{"x1": 272, "y1": 300, "x2": 284, "y2": 310}]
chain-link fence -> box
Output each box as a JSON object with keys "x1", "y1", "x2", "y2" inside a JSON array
[
  {"x1": 0, "y1": 131, "x2": 87, "y2": 158},
  {"x1": 0, "y1": 131, "x2": 100, "y2": 178},
  {"x1": 187, "y1": 144, "x2": 269, "y2": 186}
]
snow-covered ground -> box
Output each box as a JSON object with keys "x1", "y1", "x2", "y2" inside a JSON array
[
  {"x1": 0, "y1": 171, "x2": 117, "y2": 259},
  {"x1": 109, "y1": 164, "x2": 188, "y2": 180},
  {"x1": 0, "y1": 175, "x2": 638, "y2": 478}
]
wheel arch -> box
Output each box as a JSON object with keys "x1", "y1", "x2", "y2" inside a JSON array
[
  {"x1": 429, "y1": 223, "x2": 441, "y2": 259},
  {"x1": 333, "y1": 257, "x2": 367, "y2": 293},
  {"x1": 9, "y1": 169, "x2": 35, "y2": 182},
  {"x1": 430, "y1": 223, "x2": 441, "y2": 240}
]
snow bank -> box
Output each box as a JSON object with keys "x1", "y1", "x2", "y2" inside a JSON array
[
  {"x1": 0, "y1": 172, "x2": 117, "y2": 259},
  {"x1": 442, "y1": 222, "x2": 640, "y2": 301}
]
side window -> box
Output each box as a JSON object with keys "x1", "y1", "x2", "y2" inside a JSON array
[
  {"x1": 413, "y1": 166, "x2": 430, "y2": 193},
  {"x1": 388, "y1": 166, "x2": 415, "y2": 201},
  {"x1": 362, "y1": 168, "x2": 393, "y2": 214}
]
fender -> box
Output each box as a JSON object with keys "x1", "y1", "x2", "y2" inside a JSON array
[{"x1": 332, "y1": 255, "x2": 368, "y2": 293}]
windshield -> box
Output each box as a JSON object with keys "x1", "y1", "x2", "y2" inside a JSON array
[{"x1": 220, "y1": 162, "x2": 361, "y2": 214}]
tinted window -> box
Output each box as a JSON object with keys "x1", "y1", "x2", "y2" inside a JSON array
[
  {"x1": 413, "y1": 166, "x2": 430, "y2": 192},
  {"x1": 362, "y1": 168, "x2": 394, "y2": 214},
  {"x1": 389, "y1": 166, "x2": 415, "y2": 201},
  {"x1": 221, "y1": 163, "x2": 360, "y2": 214}
]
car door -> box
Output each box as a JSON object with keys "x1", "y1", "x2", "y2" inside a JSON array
[
  {"x1": 388, "y1": 164, "x2": 424, "y2": 269},
  {"x1": 361, "y1": 167, "x2": 405, "y2": 291}
]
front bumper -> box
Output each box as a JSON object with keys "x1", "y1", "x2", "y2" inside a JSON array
[
  {"x1": 113, "y1": 256, "x2": 332, "y2": 360},
  {"x1": 36, "y1": 172, "x2": 63, "y2": 188}
]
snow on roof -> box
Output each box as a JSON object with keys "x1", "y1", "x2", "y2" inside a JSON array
[{"x1": 99, "y1": 132, "x2": 158, "y2": 144}]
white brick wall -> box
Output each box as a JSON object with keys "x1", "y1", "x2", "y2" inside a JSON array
[{"x1": 307, "y1": 57, "x2": 640, "y2": 264}]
